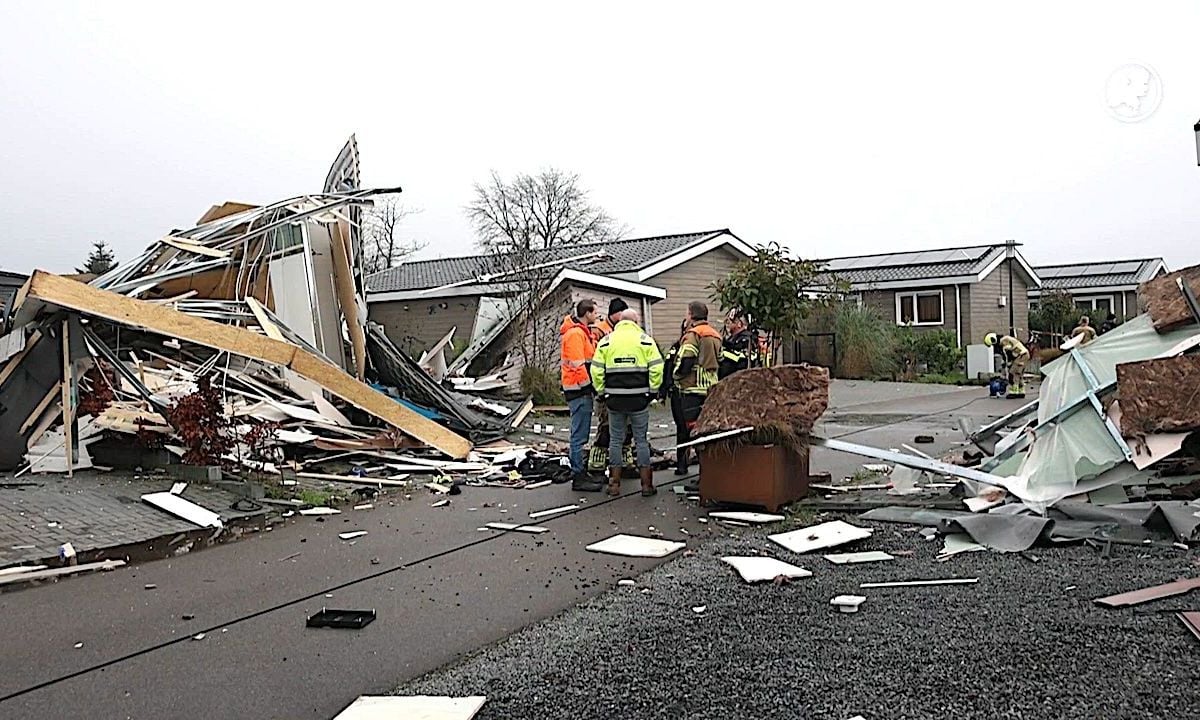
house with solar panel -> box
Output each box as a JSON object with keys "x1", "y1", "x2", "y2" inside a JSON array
[
  {"x1": 815, "y1": 243, "x2": 1042, "y2": 348},
  {"x1": 1029, "y1": 258, "x2": 1168, "y2": 321},
  {"x1": 365, "y1": 230, "x2": 753, "y2": 386}
]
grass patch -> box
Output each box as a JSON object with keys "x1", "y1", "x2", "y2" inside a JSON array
[
  {"x1": 299, "y1": 488, "x2": 333, "y2": 507},
  {"x1": 915, "y1": 372, "x2": 968, "y2": 385}
]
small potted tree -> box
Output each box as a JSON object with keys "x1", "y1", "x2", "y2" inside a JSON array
[{"x1": 696, "y1": 243, "x2": 834, "y2": 510}]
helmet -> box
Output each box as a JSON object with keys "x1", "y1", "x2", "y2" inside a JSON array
[{"x1": 984, "y1": 333, "x2": 998, "y2": 347}]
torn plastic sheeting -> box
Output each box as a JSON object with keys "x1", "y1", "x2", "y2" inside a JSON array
[
  {"x1": 859, "y1": 506, "x2": 1048, "y2": 552},
  {"x1": 1001, "y1": 315, "x2": 1200, "y2": 512},
  {"x1": 1052, "y1": 499, "x2": 1200, "y2": 543}
]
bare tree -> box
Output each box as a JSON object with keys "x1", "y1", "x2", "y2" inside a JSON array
[
  {"x1": 465, "y1": 169, "x2": 626, "y2": 380},
  {"x1": 362, "y1": 196, "x2": 424, "y2": 275}
]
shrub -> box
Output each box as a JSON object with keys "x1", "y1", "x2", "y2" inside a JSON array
[
  {"x1": 894, "y1": 327, "x2": 962, "y2": 379},
  {"x1": 830, "y1": 303, "x2": 896, "y2": 379},
  {"x1": 520, "y1": 365, "x2": 563, "y2": 406}
]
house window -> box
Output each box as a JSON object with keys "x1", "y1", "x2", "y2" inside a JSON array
[
  {"x1": 896, "y1": 290, "x2": 943, "y2": 326},
  {"x1": 1074, "y1": 295, "x2": 1114, "y2": 316}
]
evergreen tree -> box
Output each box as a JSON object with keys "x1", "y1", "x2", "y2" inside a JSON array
[{"x1": 77, "y1": 241, "x2": 116, "y2": 275}]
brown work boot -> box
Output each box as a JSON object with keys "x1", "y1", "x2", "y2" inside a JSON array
[
  {"x1": 639, "y1": 466, "x2": 657, "y2": 497},
  {"x1": 607, "y1": 467, "x2": 621, "y2": 496}
]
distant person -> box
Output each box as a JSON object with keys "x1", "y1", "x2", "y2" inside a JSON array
[
  {"x1": 559, "y1": 299, "x2": 602, "y2": 491},
  {"x1": 673, "y1": 301, "x2": 722, "y2": 483},
  {"x1": 1099, "y1": 313, "x2": 1118, "y2": 335},
  {"x1": 718, "y1": 312, "x2": 761, "y2": 379},
  {"x1": 1071, "y1": 316, "x2": 1097, "y2": 345},
  {"x1": 591, "y1": 309, "x2": 664, "y2": 497}
]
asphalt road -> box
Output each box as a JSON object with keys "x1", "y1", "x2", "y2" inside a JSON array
[{"x1": 0, "y1": 380, "x2": 1029, "y2": 720}]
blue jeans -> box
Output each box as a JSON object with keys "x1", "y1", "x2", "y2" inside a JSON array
[
  {"x1": 566, "y1": 394, "x2": 593, "y2": 475},
  {"x1": 609, "y1": 407, "x2": 651, "y2": 469}
]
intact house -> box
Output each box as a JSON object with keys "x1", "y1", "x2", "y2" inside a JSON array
[
  {"x1": 366, "y1": 230, "x2": 753, "y2": 387},
  {"x1": 814, "y1": 243, "x2": 1042, "y2": 348},
  {"x1": 1029, "y1": 258, "x2": 1168, "y2": 321}
]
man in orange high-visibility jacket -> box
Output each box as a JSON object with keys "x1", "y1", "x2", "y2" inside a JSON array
[{"x1": 560, "y1": 299, "x2": 603, "y2": 491}]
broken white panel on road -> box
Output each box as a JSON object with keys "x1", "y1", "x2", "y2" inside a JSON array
[
  {"x1": 769, "y1": 520, "x2": 872, "y2": 554},
  {"x1": 586, "y1": 534, "x2": 685, "y2": 558},
  {"x1": 332, "y1": 695, "x2": 487, "y2": 720},
  {"x1": 722, "y1": 556, "x2": 812, "y2": 583},
  {"x1": 830, "y1": 594, "x2": 867, "y2": 613},
  {"x1": 708, "y1": 511, "x2": 786, "y2": 524},
  {"x1": 860, "y1": 578, "x2": 978, "y2": 588},
  {"x1": 298, "y1": 506, "x2": 341, "y2": 516},
  {"x1": 529, "y1": 504, "x2": 578, "y2": 520},
  {"x1": 338, "y1": 531, "x2": 368, "y2": 540},
  {"x1": 141, "y1": 492, "x2": 222, "y2": 529},
  {"x1": 484, "y1": 522, "x2": 548, "y2": 534},
  {"x1": 823, "y1": 551, "x2": 895, "y2": 565},
  {"x1": 938, "y1": 534, "x2": 986, "y2": 559}
]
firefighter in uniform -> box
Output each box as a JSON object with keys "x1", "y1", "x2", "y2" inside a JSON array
[
  {"x1": 719, "y1": 311, "x2": 761, "y2": 379},
  {"x1": 984, "y1": 332, "x2": 1030, "y2": 399},
  {"x1": 673, "y1": 301, "x2": 723, "y2": 490}
]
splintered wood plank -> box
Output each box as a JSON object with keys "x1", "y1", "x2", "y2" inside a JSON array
[
  {"x1": 20, "y1": 382, "x2": 61, "y2": 434},
  {"x1": 330, "y1": 221, "x2": 367, "y2": 381},
  {"x1": 159, "y1": 237, "x2": 231, "y2": 259},
  {"x1": 26, "y1": 271, "x2": 471, "y2": 459},
  {"x1": 244, "y1": 296, "x2": 287, "y2": 342}
]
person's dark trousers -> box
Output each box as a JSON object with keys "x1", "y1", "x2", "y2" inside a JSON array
[
  {"x1": 566, "y1": 394, "x2": 593, "y2": 475},
  {"x1": 680, "y1": 394, "x2": 705, "y2": 488},
  {"x1": 670, "y1": 391, "x2": 689, "y2": 473}
]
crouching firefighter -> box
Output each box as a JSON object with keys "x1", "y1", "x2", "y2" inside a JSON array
[
  {"x1": 984, "y1": 332, "x2": 1030, "y2": 399},
  {"x1": 673, "y1": 301, "x2": 723, "y2": 491}
]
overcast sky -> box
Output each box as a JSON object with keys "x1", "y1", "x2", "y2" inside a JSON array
[{"x1": 3, "y1": 1, "x2": 1199, "y2": 274}]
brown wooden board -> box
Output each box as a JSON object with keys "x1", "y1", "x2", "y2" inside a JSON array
[
  {"x1": 1093, "y1": 576, "x2": 1200, "y2": 608},
  {"x1": 1117, "y1": 355, "x2": 1200, "y2": 436},
  {"x1": 1140, "y1": 264, "x2": 1200, "y2": 332},
  {"x1": 24, "y1": 271, "x2": 471, "y2": 459}
]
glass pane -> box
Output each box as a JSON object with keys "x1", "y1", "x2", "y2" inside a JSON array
[
  {"x1": 917, "y1": 294, "x2": 941, "y2": 323},
  {"x1": 1075, "y1": 300, "x2": 1093, "y2": 311},
  {"x1": 1095, "y1": 298, "x2": 1113, "y2": 314},
  {"x1": 899, "y1": 295, "x2": 915, "y2": 323}
]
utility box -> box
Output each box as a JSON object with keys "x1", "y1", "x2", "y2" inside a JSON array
[
  {"x1": 966, "y1": 344, "x2": 995, "y2": 380},
  {"x1": 698, "y1": 443, "x2": 827, "y2": 512}
]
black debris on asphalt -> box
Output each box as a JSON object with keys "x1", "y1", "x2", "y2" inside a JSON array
[{"x1": 396, "y1": 521, "x2": 1200, "y2": 720}]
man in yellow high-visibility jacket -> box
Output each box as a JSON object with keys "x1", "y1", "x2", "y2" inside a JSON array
[
  {"x1": 591, "y1": 309, "x2": 664, "y2": 497},
  {"x1": 673, "y1": 301, "x2": 722, "y2": 482}
]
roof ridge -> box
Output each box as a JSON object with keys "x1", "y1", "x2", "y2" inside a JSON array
[
  {"x1": 817, "y1": 243, "x2": 1004, "y2": 263},
  {"x1": 1033, "y1": 257, "x2": 1162, "y2": 269}
]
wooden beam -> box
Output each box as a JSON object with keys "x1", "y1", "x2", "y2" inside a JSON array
[
  {"x1": 25, "y1": 271, "x2": 470, "y2": 459},
  {"x1": 61, "y1": 319, "x2": 73, "y2": 478},
  {"x1": 244, "y1": 296, "x2": 287, "y2": 342},
  {"x1": 0, "y1": 559, "x2": 126, "y2": 587},
  {"x1": 20, "y1": 382, "x2": 61, "y2": 434},
  {"x1": 0, "y1": 329, "x2": 43, "y2": 389},
  {"x1": 330, "y1": 221, "x2": 367, "y2": 381}
]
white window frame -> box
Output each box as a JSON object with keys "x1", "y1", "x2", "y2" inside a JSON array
[
  {"x1": 1073, "y1": 294, "x2": 1115, "y2": 314},
  {"x1": 895, "y1": 290, "x2": 944, "y2": 326}
]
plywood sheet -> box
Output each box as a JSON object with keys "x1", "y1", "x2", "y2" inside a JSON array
[
  {"x1": 1117, "y1": 355, "x2": 1200, "y2": 436},
  {"x1": 585, "y1": 534, "x2": 685, "y2": 558}
]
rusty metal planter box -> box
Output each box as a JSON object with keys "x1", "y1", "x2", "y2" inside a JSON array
[{"x1": 698, "y1": 443, "x2": 820, "y2": 512}]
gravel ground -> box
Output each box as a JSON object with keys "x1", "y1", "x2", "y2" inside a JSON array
[{"x1": 396, "y1": 516, "x2": 1200, "y2": 720}]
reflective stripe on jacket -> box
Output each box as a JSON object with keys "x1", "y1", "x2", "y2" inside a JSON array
[
  {"x1": 591, "y1": 320, "x2": 664, "y2": 412},
  {"x1": 718, "y1": 329, "x2": 761, "y2": 379},
  {"x1": 560, "y1": 315, "x2": 597, "y2": 393},
  {"x1": 674, "y1": 321, "x2": 722, "y2": 396}
]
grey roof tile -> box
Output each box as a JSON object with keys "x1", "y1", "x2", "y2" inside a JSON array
[
  {"x1": 814, "y1": 245, "x2": 1006, "y2": 286},
  {"x1": 367, "y1": 230, "x2": 728, "y2": 293}
]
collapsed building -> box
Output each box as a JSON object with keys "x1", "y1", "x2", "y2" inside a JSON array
[{"x1": 0, "y1": 138, "x2": 527, "y2": 479}]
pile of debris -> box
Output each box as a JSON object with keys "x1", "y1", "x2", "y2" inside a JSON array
[
  {"x1": 692, "y1": 364, "x2": 830, "y2": 450},
  {"x1": 801, "y1": 263, "x2": 1200, "y2": 551},
  {"x1": 0, "y1": 139, "x2": 546, "y2": 510}
]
